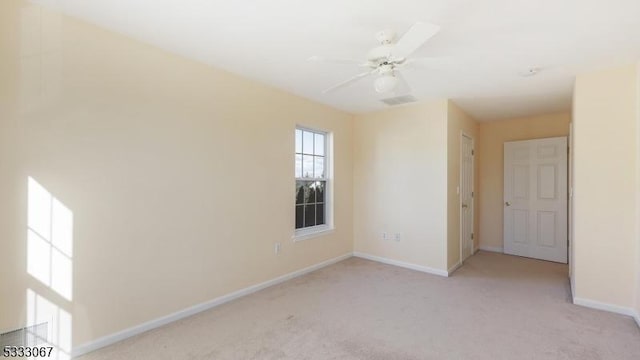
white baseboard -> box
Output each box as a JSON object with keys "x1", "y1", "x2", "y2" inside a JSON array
[
  {"x1": 72, "y1": 252, "x2": 353, "y2": 357},
  {"x1": 353, "y1": 252, "x2": 448, "y2": 277},
  {"x1": 478, "y1": 245, "x2": 503, "y2": 253},
  {"x1": 447, "y1": 261, "x2": 462, "y2": 276},
  {"x1": 573, "y1": 297, "x2": 638, "y2": 320}
]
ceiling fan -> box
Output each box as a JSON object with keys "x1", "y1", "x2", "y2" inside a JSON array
[{"x1": 309, "y1": 22, "x2": 441, "y2": 95}]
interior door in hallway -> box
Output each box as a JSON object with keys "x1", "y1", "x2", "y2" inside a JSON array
[
  {"x1": 461, "y1": 133, "x2": 474, "y2": 261},
  {"x1": 503, "y1": 137, "x2": 567, "y2": 263}
]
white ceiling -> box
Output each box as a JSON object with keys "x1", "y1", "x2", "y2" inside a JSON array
[{"x1": 36, "y1": 0, "x2": 640, "y2": 120}]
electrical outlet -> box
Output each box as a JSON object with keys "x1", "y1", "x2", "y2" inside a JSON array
[
  {"x1": 394, "y1": 233, "x2": 401, "y2": 242},
  {"x1": 275, "y1": 242, "x2": 281, "y2": 255}
]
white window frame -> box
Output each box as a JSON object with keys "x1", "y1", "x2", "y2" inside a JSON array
[{"x1": 293, "y1": 125, "x2": 333, "y2": 241}]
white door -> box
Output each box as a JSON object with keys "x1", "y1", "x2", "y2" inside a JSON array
[
  {"x1": 503, "y1": 137, "x2": 568, "y2": 263},
  {"x1": 460, "y1": 134, "x2": 474, "y2": 261}
]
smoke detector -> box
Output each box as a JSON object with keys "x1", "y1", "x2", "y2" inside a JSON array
[{"x1": 520, "y1": 67, "x2": 541, "y2": 77}]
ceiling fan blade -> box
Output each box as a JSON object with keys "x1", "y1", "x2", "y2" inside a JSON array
[
  {"x1": 308, "y1": 56, "x2": 368, "y2": 66},
  {"x1": 403, "y1": 56, "x2": 451, "y2": 66},
  {"x1": 393, "y1": 22, "x2": 440, "y2": 59},
  {"x1": 398, "y1": 56, "x2": 454, "y2": 73},
  {"x1": 322, "y1": 70, "x2": 376, "y2": 94}
]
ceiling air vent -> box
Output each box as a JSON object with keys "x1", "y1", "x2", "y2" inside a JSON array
[{"x1": 380, "y1": 95, "x2": 417, "y2": 106}]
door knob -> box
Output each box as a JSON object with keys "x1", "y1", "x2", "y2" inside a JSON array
[
  {"x1": 462, "y1": 203, "x2": 468, "y2": 208},
  {"x1": 505, "y1": 201, "x2": 511, "y2": 206}
]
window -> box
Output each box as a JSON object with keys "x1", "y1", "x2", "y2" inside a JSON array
[{"x1": 295, "y1": 127, "x2": 330, "y2": 236}]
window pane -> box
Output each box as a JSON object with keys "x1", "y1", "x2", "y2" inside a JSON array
[
  {"x1": 314, "y1": 156, "x2": 325, "y2": 178},
  {"x1": 314, "y1": 133, "x2": 325, "y2": 156},
  {"x1": 302, "y1": 155, "x2": 314, "y2": 178},
  {"x1": 295, "y1": 128, "x2": 329, "y2": 232},
  {"x1": 304, "y1": 205, "x2": 316, "y2": 227},
  {"x1": 295, "y1": 154, "x2": 302, "y2": 178},
  {"x1": 295, "y1": 205, "x2": 304, "y2": 229},
  {"x1": 316, "y1": 203, "x2": 325, "y2": 225},
  {"x1": 295, "y1": 129, "x2": 302, "y2": 154},
  {"x1": 295, "y1": 181, "x2": 305, "y2": 205},
  {"x1": 295, "y1": 181, "x2": 318, "y2": 204},
  {"x1": 303, "y1": 131, "x2": 314, "y2": 154},
  {"x1": 316, "y1": 181, "x2": 325, "y2": 203},
  {"x1": 307, "y1": 182, "x2": 316, "y2": 204}
]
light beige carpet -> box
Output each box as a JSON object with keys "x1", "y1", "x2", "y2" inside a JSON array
[{"x1": 78, "y1": 251, "x2": 640, "y2": 360}]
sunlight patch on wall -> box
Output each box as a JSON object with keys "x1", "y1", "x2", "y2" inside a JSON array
[
  {"x1": 27, "y1": 177, "x2": 73, "y2": 301},
  {"x1": 27, "y1": 289, "x2": 71, "y2": 360}
]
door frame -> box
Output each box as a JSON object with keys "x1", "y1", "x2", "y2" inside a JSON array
[
  {"x1": 569, "y1": 123, "x2": 574, "y2": 292},
  {"x1": 460, "y1": 131, "x2": 475, "y2": 263}
]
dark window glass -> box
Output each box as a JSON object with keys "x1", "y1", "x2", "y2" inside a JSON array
[
  {"x1": 304, "y1": 205, "x2": 316, "y2": 227},
  {"x1": 316, "y1": 204, "x2": 325, "y2": 225},
  {"x1": 295, "y1": 205, "x2": 304, "y2": 229},
  {"x1": 295, "y1": 182, "x2": 306, "y2": 205},
  {"x1": 315, "y1": 181, "x2": 324, "y2": 203},
  {"x1": 307, "y1": 183, "x2": 316, "y2": 203}
]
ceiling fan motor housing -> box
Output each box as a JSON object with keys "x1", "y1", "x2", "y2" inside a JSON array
[{"x1": 367, "y1": 44, "x2": 394, "y2": 64}]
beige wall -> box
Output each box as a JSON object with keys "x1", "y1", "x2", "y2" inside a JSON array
[
  {"x1": 353, "y1": 101, "x2": 449, "y2": 271},
  {"x1": 0, "y1": 0, "x2": 24, "y2": 337},
  {"x1": 353, "y1": 100, "x2": 480, "y2": 273},
  {"x1": 0, "y1": 0, "x2": 353, "y2": 348},
  {"x1": 446, "y1": 102, "x2": 478, "y2": 269},
  {"x1": 573, "y1": 63, "x2": 639, "y2": 309},
  {"x1": 477, "y1": 113, "x2": 571, "y2": 251}
]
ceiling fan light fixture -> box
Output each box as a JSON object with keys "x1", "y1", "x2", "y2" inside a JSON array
[{"x1": 374, "y1": 74, "x2": 399, "y2": 93}]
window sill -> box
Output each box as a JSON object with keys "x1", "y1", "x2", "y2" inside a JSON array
[{"x1": 292, "y1": 226, "x2": 334, "y2": 242}]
